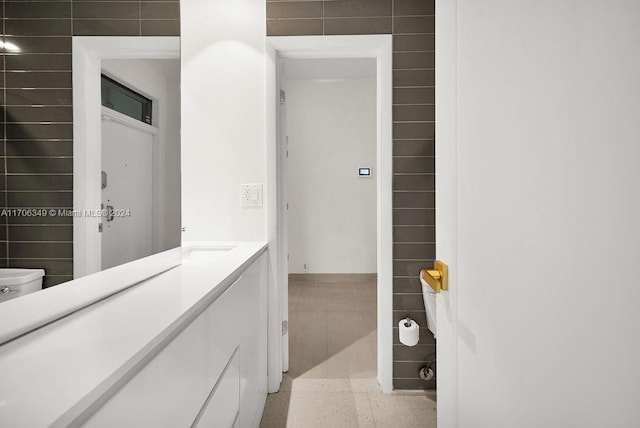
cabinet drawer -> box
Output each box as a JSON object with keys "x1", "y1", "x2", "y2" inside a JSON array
[
  {"x1": 84, "y1": 279, "x2": 241, "y2": 427},
  {"x1": 193, "y1": 349, "x2": 240, "y2": 428}
]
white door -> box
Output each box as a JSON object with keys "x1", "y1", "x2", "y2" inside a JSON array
[
  {"x1": 101, "y1": 117, "x2": 154, "y2": 270},
  {"x1": 437, "y1": 1, "x2": 640, "y2": 427}
]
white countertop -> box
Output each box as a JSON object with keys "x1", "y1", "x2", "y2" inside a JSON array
[
  {"x1": 0, "y1": 247, "x2": 182, "y2": 346},
  {"x1": 0, "y1": 241, "x2": 267, "y2": 427}
]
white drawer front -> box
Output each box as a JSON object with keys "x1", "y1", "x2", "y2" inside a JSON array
[
  {"x1": 84, "y1": 280, "x2": 241, "y2": 427},
  {"x1": 82, "y1": 253, "x2": 267, "y2": 428},
  {"x1": 193, "y1": 349, "x2": 240, "y2": 428}
]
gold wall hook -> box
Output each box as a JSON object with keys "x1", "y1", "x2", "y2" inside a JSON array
[{"x1": 420, "y1": 260, "x2": 449, "y2": 293}]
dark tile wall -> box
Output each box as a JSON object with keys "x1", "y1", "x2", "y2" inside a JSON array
[
  {"x1": 267, "y1": 0, "x2": 436, "y2": 390},
  {"x1": 1, "y1": 0, "x2": 180, "y2": 287}
]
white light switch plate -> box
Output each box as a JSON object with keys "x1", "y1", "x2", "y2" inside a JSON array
[{"x1": 241, "y1": 184, "x2": 263, "y2": 207}]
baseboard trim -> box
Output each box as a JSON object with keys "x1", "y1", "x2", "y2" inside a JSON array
[{"x1": 288, "y1": 273, "x2": 377, "y2": 283}]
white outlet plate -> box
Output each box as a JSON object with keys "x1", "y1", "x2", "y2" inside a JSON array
[{"x1": 241, "y1": 184, "x2": 263, "y2": 207}]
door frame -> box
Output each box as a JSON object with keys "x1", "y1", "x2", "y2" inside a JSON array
[
  {"x1": 266, "y1": 35, "x2": 394, "y2": 393},
  {"x1": 435, "y1": 0, "x2": 459, "y2": 426},
  {"x1": 72, "y1": 37, "x2": 180, "y2": 278}
]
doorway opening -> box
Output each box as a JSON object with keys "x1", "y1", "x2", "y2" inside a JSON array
[
  {"x1": 283, "y1": 56, "x2": 378, "y2": 382},
  {"x1": 266, "y1": 35, "x2": 394, "y2": 395},
  {"x1": 262, "y1": 34, "x2": 395, "y2": 426}
]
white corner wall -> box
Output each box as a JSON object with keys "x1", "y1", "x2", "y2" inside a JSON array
[
  {"x1": 181, "y1": 0, "x2": 281, "y2": 395},
  {"x1": 285, "y1": 78, "x2": 377, "y2": 274},
  {"x1": 180, "y1": 0, "x2": 267, "y2": 241}
]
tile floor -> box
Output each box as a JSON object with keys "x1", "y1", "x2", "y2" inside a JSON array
[{"x1": 260, "y1": 278, "x2": 437, "y2": 428}]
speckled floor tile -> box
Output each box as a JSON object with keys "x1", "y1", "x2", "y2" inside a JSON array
[
  {"x1": 260, "y1": 391, "x2": 370, "y2": 428},
  {"x1": 261, "y1": 279, "x2": 436, "y2": 427},
  {"x1": 368, "y1": 393, "x2": 437, "y2": 428}
]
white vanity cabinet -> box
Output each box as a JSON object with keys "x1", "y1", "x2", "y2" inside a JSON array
[{"x1": 83, "y1": 253, "x2": 268, "y2": 428}]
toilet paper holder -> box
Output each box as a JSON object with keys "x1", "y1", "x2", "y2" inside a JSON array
[{"x1": 421, "y1": 260, "x2": 449, "y2": 293}]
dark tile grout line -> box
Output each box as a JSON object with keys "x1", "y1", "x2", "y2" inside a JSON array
[{"x1": 4, "y1": 0, "x2": 10, "y2": 266}]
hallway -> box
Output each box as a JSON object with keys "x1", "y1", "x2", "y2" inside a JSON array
[{"x1": 260, "y1": 278, "x2": 436, "y2": 427}]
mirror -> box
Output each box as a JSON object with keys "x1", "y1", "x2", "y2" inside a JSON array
[{"x1": 0, "y1": 33, "x2": 181, "y2": 304}]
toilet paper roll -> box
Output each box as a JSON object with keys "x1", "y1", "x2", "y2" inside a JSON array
[{"x1": 398, "y1": 318, "x2": 419, "y2": 347}]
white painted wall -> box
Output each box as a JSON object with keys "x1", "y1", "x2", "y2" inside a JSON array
[
  {"x1": 437, "y1": 1, "x2": 640, "y2": 427},
  {"x1": 180, "y1": 0, "x2": 266, "y2": 242},
  {"x1": 179, "y1": 0, "x2": 391, "y2": 393},
  {"x1": 101, "y1": 59, "x2": 181, "y2": 250},
  {"x1": 180, "y1": 0, "x2": 284, "y2": 393},
  {"x1": 285, "y1": 78, "x2": 376, "y2": 274}
]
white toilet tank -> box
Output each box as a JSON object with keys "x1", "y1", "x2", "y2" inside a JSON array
[
  {"x1": 420, "y1": 270, "x2": 437, "y2": 338},
  {"x1": 0, "y1": 269, "x2": 45, "y2": 303}
]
